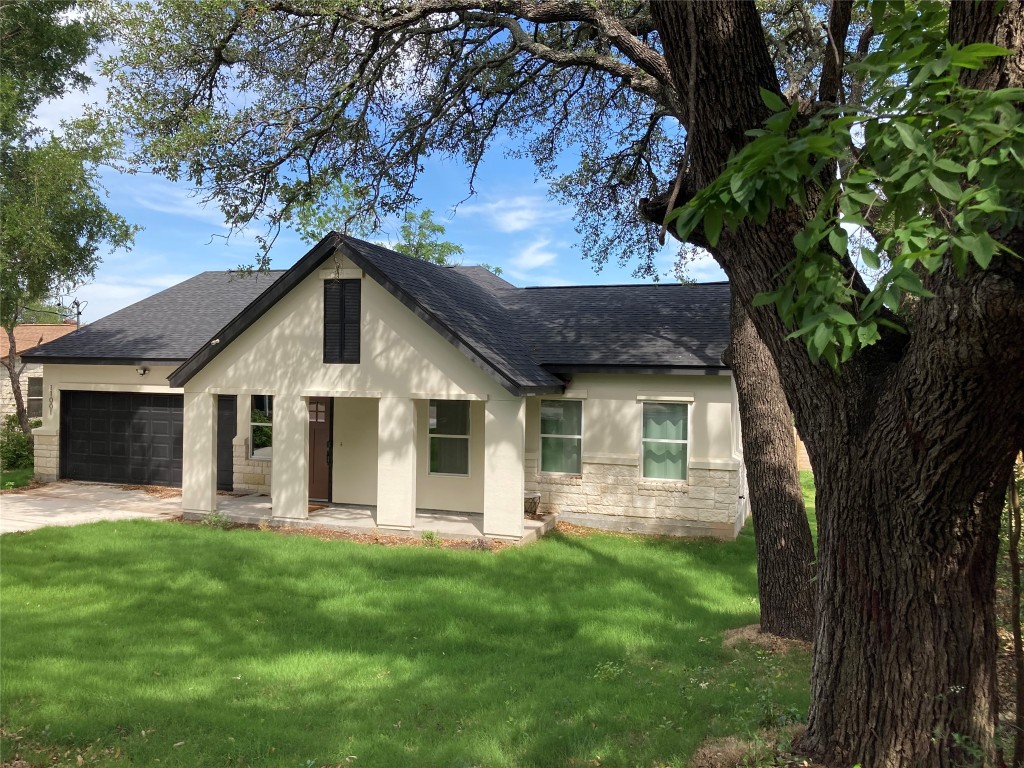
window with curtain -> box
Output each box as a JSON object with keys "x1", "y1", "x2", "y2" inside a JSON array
[
  {"x1": 250, "y1": 395, "x2": 273, "y2": 459},
  {"x1": 429, "y1": 400, "x2": 469, "y2": 475},
  {"x1": 641, "y1": 402, "x2": 688, "y2": 481},
  {"x1": 540, "y1": 399, "x2": 582, "y2": 474}
]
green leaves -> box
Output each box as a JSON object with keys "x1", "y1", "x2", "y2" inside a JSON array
[{"x1": 671, "y1": 0, "x2": 1023, "y2": 369}]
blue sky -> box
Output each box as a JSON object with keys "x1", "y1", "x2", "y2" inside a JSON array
[{"x1": 37, "y1": 55, "x2": 726, "y2": 324}]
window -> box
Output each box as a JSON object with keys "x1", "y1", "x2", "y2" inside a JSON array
[
  {"x1": 324, "y1": 279, "x2": 361, "y2": 363},
  {"x1": 540, "y1": 400, "x2": 582, "y2": 474},
  {"x1": 250, "y1": 395, "x2": 273, "y2": 459},
  {"x1": 642, "y1": 402, "x2": 688, "y2": 481},
  {"x1": 429, "y1": 400, "x2": 469, "y2": 475},
  {"x1": 27, "y1": 377, "x2": 43, "y2": 418}
]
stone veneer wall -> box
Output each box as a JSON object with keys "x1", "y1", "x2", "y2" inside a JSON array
[
  {"x1": 33, "y1": 432, "x2": 58, "y2": 482},
  {"x1": 232, "y1": 441, "x2": 272, "y2": 495},
  {"x1": 526, "y1": 454, "x2": 741, "y2": 539}
]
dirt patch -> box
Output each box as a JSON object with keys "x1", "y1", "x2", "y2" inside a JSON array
[
  {"x1": 692, "y1": 726, "x2": 825, "y2": 768},
  {"x1": 555, "y1": 521, "x2": 634, "y2": 538},
  {"x1": 182, "y1": 518, "x2": 511, "y2": 551},
  {"x1": 722, "y1": 625, "x2": 810, "y2": 655},
  {"x1": 273, "y1": 524, "x2": 511, "y2": 551},
  {"x1": 118, "y1": 484, "x2": 182, "y2": 499}
]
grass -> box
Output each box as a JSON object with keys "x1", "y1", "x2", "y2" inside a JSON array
[
  {"x1": 1, "y1": 466, "x2": 34, "y2": 490},
  {"x1": 0, "y1": 510, "x2": 814, "y2": 767},
  {"x1": 799, "y1": 469, "x2": 817, "y2": 544}
]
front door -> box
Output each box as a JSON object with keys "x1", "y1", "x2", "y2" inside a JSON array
[{"x1": 308, "y1": 397, "x2": 332, "y2": 501}]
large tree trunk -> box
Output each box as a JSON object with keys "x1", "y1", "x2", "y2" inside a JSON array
[
  {"x1": 650, "y1": 1, "x2": 1024, "y2": 765},
  {"x1": 727, "y1": 298, "x2": 816, "y2": 642}
]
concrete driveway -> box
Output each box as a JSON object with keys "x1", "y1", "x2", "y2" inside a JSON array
[{"x1": 0, "y1": 481, "x2": 182, "y2": 534}]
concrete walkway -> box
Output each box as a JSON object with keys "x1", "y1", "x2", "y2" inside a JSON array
[{"x1": 0, "y1": 481, "x2": 182, "y2": 534}]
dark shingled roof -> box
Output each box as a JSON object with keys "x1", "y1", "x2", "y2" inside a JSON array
[
  {"x1": 22, "y1": 270, "x2": 285, "y2": 364},
  {"x1": 458, "y1": 272, "x2": 731, "y2": 370},
  {"x1": 26, "y1": 233, "x2": 731, "y2": 394}
]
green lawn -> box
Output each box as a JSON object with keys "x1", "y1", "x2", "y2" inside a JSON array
[
  {"x1": 1, "y1": 466, "x2": 34, "y2": 490},
  {"x1": 0, "y1": 511, "x2": 812, "y2": 767},
  {"x1": 800, "y1": 469, "x2": 817, "y2": 543}
]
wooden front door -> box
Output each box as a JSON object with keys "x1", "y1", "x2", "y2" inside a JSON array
[{"x1": 308, "y1": 397, "x2": 332, "y2": 501}]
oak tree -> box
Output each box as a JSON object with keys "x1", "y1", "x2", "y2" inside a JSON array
[{"x1": 102, "y1": 1, "x2": 1024, "y2": 764}]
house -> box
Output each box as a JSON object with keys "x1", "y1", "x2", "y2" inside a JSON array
[
  {"x1": 1, "y1": 323, "x2": 77, "y2": 423},
  {"x1": 23, "y1": 233, "x2": 747, "y2": 540}
]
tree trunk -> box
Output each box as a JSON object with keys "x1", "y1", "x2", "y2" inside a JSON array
[
  {"x1": 727, "y1": 298, "x2": 816, "y2": 642},
  {"x1": 650, "y1": 1, "x2": 1024, "y2": 764},
  {"x1": 802, "y1": 438, "x2": 1007, "y2": 766},
  {"x1": 1, "y1": 326, "x2": 32, "y2": 436},
  {"x1": 1008, "y1": 464, "x2": 1023, "y2": 768}
]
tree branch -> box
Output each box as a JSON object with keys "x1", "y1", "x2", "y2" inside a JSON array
[{"x1": 817, "y1": 0, "x2": 853, "y2": 103}]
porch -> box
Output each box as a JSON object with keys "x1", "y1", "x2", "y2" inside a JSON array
[
  {"x1": 184, "y1": 494, "x2": 556, "y2": 544},
  {"x1": 182, "y1": 391, "x2": 532, "y2": 539}
]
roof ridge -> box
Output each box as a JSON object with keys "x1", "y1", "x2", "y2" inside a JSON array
[{"x1": 522, "y1": 280, "x2": 730, "y2": 290}]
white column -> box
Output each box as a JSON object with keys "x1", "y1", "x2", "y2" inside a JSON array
[
  {"x1": 376, "y1": 396, "x2": 417, "y2": 529},
  {"x1": 271, "y1": 394, "x2": 309, "y2": 519},
  {"x1": 484, "y1": 398, "x2": 525, "y2": 538},
  {"x1": 183, "y1": 391, "x2": 217, "y2": 513}
]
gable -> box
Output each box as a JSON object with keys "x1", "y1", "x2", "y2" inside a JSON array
[
  {"x1": 187, "y1": 257, "x2": 525, "y2": 400},
  {"x1": 170, "y1": 234, "x2": 562, "y2": 394}
]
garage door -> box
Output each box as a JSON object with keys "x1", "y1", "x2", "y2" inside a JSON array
[{"x1": 60, "y1": 391, "x2": 184, "y2": 486}]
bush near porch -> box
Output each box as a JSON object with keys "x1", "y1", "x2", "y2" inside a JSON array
[{"x1": 0, "y1": 500, "x2": 813, "y2": 767}]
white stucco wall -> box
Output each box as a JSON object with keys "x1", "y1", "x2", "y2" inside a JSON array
[{"x1": 185, "y1": 258, "x2": 521, "y2": 523}]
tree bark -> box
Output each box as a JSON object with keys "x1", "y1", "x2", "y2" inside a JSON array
[
  {"x1": 1, "y1": 326, "x2": 32, "y2": 436},
  {"x1": 650, "y1": 1, "x2": 1024, "y2": 764},
  {"x1": 726, "y1": 298, "x2": 816, "y2": 642}
]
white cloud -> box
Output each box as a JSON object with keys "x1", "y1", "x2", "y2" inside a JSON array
[
  {"x1": 130, "y1": 179, "x2": 233, "y2": 229},
  {"x1": 460, "y1": 194, "x2": 570, "y2": 233},
  {"x1": 510, "y1": 239, "x2": 558, "y2": 270}
]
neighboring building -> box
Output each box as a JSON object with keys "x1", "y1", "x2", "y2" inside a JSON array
[
  {"x1": 23, "y1": 234, "x2": 748, "y2": 541},
  {"x1": 1, "y1": 324, "x2": 77, "y2": 423}
]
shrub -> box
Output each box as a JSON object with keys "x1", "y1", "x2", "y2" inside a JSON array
[{"x1": 0, "y1": 414, "x2": 40, "y2": 471}]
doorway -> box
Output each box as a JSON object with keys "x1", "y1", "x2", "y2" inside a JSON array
[{"x1": 308, "y1": 397, "x2": 332, "y2": 502}]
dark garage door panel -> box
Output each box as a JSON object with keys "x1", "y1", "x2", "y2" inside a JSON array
[{"x1": 60, "y1": 391, "x2": 184, "y2": 487}]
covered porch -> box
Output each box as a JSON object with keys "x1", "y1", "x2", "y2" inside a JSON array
[{"x1": 182, "y1": 391, "x2": 533, "y2": 540}]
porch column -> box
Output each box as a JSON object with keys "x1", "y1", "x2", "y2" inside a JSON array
[
  {"x1": 483, "y1": 398, "x2": 525, "y2": 538},
  {"x1": 376, "y1": 396, "x2": 417, "y2": 529},
  {"x1": 182, "y1": 391, "x2": 217, "y2": 513},
  {"x1": 271, "y1": 394, "x2": 309, "y2": 519}
]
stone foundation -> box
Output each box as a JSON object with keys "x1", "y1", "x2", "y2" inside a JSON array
[
  {"x1": 232, "y1": 440, "x2": 272, "y2": 494},
  {"x1": 526, "y1": 454, "x2": 742, "y2": 539},
  {"x1": 33, "y1": 431, "x2": 58, "y2": 482}
]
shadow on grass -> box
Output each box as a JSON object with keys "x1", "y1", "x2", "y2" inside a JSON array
[{"x1": 0, "y1": 519, "x2": 804, "y2": 768}]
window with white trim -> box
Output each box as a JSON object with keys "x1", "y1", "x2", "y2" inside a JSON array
[
  {"x1": 540, "y1": 399, "x2": 582, "y2": 474},
  {"x1": 429, "y1": 400, "x2": 469, "y2": 475},
  {"x1": 250, "y1": 395, "x2": 273, "y2": 460},
  {"x1": 27, "y1": 377, "x2": 43, "y2": 418},
  {"x1": 641, "y1": 402, "x2": 688, "y2": 480}
]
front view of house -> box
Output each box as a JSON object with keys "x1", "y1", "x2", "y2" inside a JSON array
[{"x1": 25, "y1": 233, "x2": 747, "y2": 540}]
